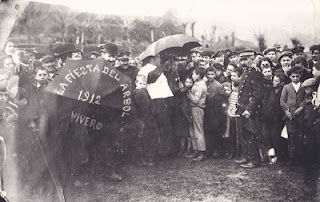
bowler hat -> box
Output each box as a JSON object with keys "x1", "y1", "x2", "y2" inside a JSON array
[
  {"x1": 99, "y1": 43, "x2": 118, "y2": 56},
  {"x1": 278, "y1": 51, "x2": 292, "y2": 62},
  {"x1": 53, "y1": 44, "x2": 81, "y2": 57}
]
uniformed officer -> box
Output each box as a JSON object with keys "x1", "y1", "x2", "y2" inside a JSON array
[
  {"x1": 117, "y1": 51, "x2": 139, "y2": 81},
  {"x1": 235, "y1": 50, "x2": 265, "y2": 168}
]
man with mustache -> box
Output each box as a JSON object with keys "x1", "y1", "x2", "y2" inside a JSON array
[{"x1": 235, "y1": 50, "x2": 265, "y2": 168}]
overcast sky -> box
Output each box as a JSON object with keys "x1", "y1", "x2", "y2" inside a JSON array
[{"x1": 36, "y1": 0, "x2": 320, "y2": 48}]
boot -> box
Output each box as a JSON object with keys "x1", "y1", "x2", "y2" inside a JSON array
[
  {"x1": 184, "y1": 150, "x2": 198, "y2": 158},
  {"x1": 192, "y1": 152, "x2": 206, "y2": 162}
]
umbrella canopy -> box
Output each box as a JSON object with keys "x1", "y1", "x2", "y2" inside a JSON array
[
  {"x1": 139, "y1": 34, "x2": 201, "y2": 61},
  {"x1": 45, "y1": 58, "x2": 135, "y2": 119}
]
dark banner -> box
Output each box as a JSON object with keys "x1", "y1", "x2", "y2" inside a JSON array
[{"x1": 45, "y1": 58, "x2": 134, "y2": 126}]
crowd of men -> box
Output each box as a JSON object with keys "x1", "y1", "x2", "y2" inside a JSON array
[{"x1": 1, "y1": 39, "x2": 320, "y2": 185}]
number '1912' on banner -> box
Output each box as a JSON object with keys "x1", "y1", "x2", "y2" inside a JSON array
[{"x1": 78, "y1": 90, "x2": 101, "y2": 105}]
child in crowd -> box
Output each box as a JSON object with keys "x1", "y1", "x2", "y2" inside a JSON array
[
  {"x1": 223, "y1": 64, "x2": 236, "y2": 83},
  {"x1": 174, "y1": 76, "x2": 193, "y2": 157},
  {"x1": 300, "y1": 78, "x2": 319, "y2": 167},
  {"x1": 226, "y1": 68, "x2": 242, "y2": 159},
  {"x1": 133, "y1": 75, "x2": 158, "y2": 166},
  {"x1": 262, "y1": 73, "x2": 286, "y2": 164},
  {"x1": 204, "y1": 66, "x2": 224, "y2": 158},
  {"x1": 213, "y1": 63, "x2": 226, "y2": 84},
  {"x1": 280, "y1": 66, "x2": 305, "y2": 166},
  {"x1": 186, "y1": 68, "x2": 207, "y2": 162}
]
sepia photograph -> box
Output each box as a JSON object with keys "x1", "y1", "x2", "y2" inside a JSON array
[{"x1": 0, "y1": 0, "x2": 320, "y2": 201}]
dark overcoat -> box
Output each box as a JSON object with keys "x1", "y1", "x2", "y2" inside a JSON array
[{"x1": 237, "y1": 68, "x2": 265, "y2": 135}]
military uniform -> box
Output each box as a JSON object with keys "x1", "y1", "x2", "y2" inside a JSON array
[{"x1": 237, "y1": 56, "x2": 265, "y2": 167}]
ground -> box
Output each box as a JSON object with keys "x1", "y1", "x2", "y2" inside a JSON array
[{"x1": 61, "y1": 156, "x2": 320, "y2": 202}]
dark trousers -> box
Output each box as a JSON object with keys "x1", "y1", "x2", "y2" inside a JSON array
[
  {"x1": 286, "y1": 119, "x2": 303, "y2": 161},
  {"x1": 261, "y1": 120, "x2": 285, "y2": 156},
  {"x1": 239, "y1": 117, "x2": 260, "y2": 163},
  {"x1": 138, "y1": 120, "x2": 158, "y2": 163},
  {"x1": 152, "y1": 98, "x2": 177, "y2": 156},
  {"x1": 305, "y1": 121, "x2": 320, "y2": 165}
]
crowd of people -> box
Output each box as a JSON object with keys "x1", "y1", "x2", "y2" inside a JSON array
[{"x1": 1, "y1": 38, "x2": 320, "y2": 186}]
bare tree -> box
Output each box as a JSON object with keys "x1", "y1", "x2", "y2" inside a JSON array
[
  {"x1": 290, "y1": 37, "x2": 301, "y2": 47},
  {"x1": 191, "y1": 22, "x2": 196, "y2": 37},
  {"x1": 255, "y1": 33, "x2": 267, "y2": 52}
]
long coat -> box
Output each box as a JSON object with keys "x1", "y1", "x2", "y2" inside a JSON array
[
  {"x1": 237, "y1": 68, "x2": 265, "y2": 115},
  {"x1": 237, "y1": 68, "x2": 265, "y2": 135}
]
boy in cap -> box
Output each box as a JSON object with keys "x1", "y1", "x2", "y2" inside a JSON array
[
  {"x1": 229, "y1": 52, "x2": 239, "y2": 66},
  {"x1": 280, "y1": 66, "x2": 305, "y2": 166},
  {"x1": 276, "y1": 51, "x2": 293, "y2": 84},
  {"x1": 263, "y1": 47, "x2": 281, "y2": 69},
  {"x1": 299, "y1": 78, "x2": 319, "y2": 167}
]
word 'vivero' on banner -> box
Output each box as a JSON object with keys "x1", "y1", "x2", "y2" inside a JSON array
[
  {"x1": 78, "y1": 90, "x2": 101, "y2": 105},
  {"x1": 71, "y1": 111, "x2": 103, "y2": 130}
]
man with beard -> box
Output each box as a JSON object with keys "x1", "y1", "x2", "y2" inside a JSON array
[{"x1": 235, "y1": 50, "x2": 264, "y2": 168}]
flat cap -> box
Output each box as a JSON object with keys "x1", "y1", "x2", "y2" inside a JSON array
[
  {"x1": 278, "y1": 51, "x2": 293, "y2": 62},
  {"x1": 263, "y1": 47, "x2": 277, "y2": 55}
]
